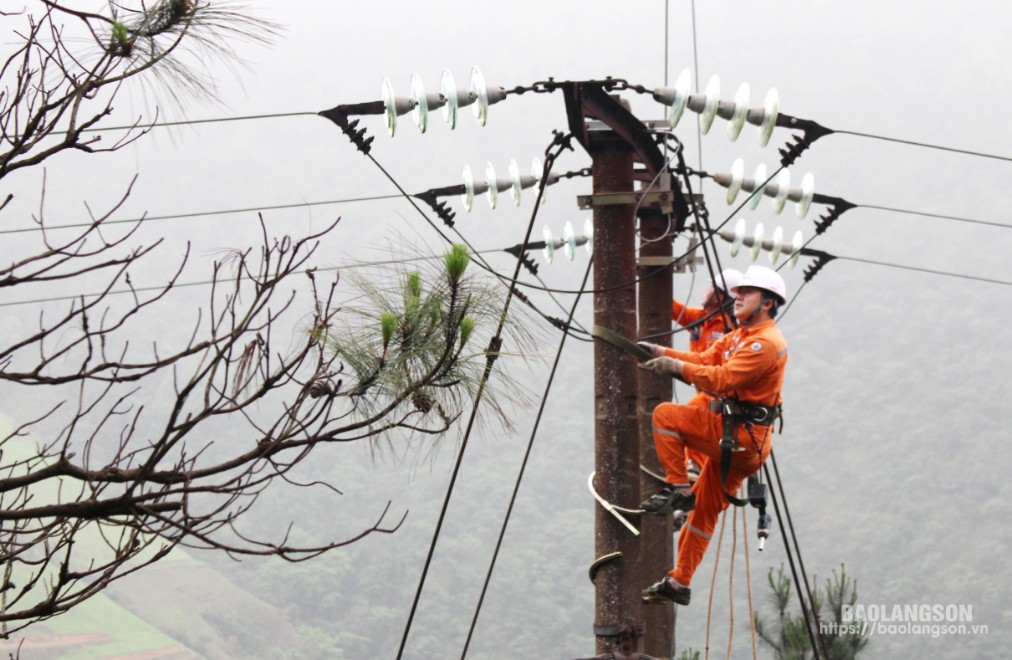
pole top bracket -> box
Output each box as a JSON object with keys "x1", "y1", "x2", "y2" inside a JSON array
[{"x1": 577, "y1": 190, "x2": 676, "y2": 211}]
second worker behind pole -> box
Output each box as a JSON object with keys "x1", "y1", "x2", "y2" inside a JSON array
[
  {"x1": 668, "y1": 268, "x2": 742, "y2": 484},
  {"x1": 636, "y1": 265, "x2": 789, "y2": 606}
]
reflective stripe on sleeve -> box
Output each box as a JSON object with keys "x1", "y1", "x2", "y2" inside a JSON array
[{"x1": 686, "y1": 523, "x2": 712, "y2": 540}]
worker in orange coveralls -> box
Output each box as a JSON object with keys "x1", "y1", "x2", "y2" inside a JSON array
[
  {"x1": 670, "y1": 268, "x2": 742, "y2": 484},
  {"x1": 636, "y1": 265, "x2": 788, "y2": 606}
]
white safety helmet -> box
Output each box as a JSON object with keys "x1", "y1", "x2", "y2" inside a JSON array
[
  {"x1": 715, "y1": 268, "x2": 743, "y2": 296},
  {"x1": 731, "y1": 265, "x2": 787, "y2": 305}
]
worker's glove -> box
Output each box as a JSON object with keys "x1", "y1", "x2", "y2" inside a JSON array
[
  {"x1": 636, "y1": 341, "x2": 664, "y2": 358},
  {"x1": 641, "y1": 356, "x2": 684, "y2": 378}
]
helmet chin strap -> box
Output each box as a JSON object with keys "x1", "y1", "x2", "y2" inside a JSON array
[
  {"x1": 741, "y1": 292, "x2": 771, "y2": 326},
  {"x1": 741, "y1": 306, "x2": 762, "y2": 326}
]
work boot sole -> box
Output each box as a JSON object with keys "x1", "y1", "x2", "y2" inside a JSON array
[
  {"x1": 641, "y1": 578, "x2": 691, "y2": 606},
  {"x1": 640, "y1": 489, "x2": 695, "y2": 516}
]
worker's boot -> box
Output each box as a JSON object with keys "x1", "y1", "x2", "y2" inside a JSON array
[
  {"x1": 639, "y1": 484, "x2": 695, "y2": 515},
  {"x1": 642, "y1": 577, "x2": 691, "y2": 605}
]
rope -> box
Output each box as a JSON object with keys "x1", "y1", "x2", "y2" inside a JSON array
[
  {"x1": 727, "y1": 494, "x2": 737, "y2": 660},
  {"x1": 742, "y1": 506, "x2": 758, "y2": 659},
  {"x1": 704, "y1": 509, "x2": 728, "y2": 660}
]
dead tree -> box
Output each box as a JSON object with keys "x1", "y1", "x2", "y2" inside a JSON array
[{"x1": 0, "y1": 2, "x2": 527, "y2": 633}]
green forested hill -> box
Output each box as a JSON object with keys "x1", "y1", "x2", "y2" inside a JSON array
[{"x1": 0, "y1": 542, "x2": 302, "y2": 659}]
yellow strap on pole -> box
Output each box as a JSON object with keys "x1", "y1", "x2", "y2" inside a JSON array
[{"x1": 591, "y1": 324, "x2": 654, "y2": 362}]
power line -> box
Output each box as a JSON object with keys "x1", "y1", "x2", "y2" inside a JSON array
[
  {"x1": 763, "y1": 460, "x2": 824, "y2": 660},
  {"x1": 73, "y1": 111, "x2": 318, "y2": 134},
  {"x1": 776, "y1": 249, "x2": 1012, "y2": 325},
  {"x1": 38, "y1": 101, "x2": 1012, "y2": 170},
  {"x1": 673, "y1": 139, "x2": 735, "y2": 333},
  {"x1": 663, "y1": 0, "x2": 669, "y2": 87},
  {"x1": 0, "y1": 194, "x2": 405, "y2": 236},
  {"x1": 838, "y1": 255, "x2": 1012, "y2": 286},
  {"x1": 834, "y1": 129, "x2": 1012, "y2": 163},
  {"x1": 690, "y1": 0, "x2": 703, "y2": 178},
  {"x1": 857, "y1": 204, "x2": 1012, "y2": 231},
  {"x1": 395, "y1": 138, "x2": 569, "y2": 659},
  {"x1": 0, "y1": 250, "x2": 502, "y2": 309},
  {"x1": 768, "y1": 451, "x2": 829, "y2": 659},
  {"x1": 4, "y1": 226, "x2": 599, "y2": 345},
  {"x1": 776, "y1": 277, "x2": 811, "y2": 323},
  {"x1": 680, "y1": 164, "x2": 1012, "y2": 234},
  {"x1": 460, "y1": 253, "x2": 593, "y2": 658},
  {"x1": 8, "y1": 189, "x2": 1007, "y2": 244},
  {"x1": 531, "y1": 270, "x2": 592, "y2": 338}
]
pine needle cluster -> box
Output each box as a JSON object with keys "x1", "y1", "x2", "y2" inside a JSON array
[{"x1": 324, "y1": 244, "x2": 535, "y2": 455}]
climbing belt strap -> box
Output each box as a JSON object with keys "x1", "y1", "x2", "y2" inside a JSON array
[{"x1": 711, "y1": 397, "x2": 781, "y2": 507}]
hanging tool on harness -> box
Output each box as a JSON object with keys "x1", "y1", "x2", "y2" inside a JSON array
[
  {"x1": 709, "y1": 397, "x2": 781, "y2": 507},
  {"x1": 757, "y1": 511, "x2": 772, "y2": 551},
  {"x1": 747, "y1": 473, "x2": 773, "y2": 551}
]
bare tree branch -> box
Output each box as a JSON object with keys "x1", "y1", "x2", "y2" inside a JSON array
[{"x1": 0, "y1": 1, "x2": 533, "y2": 634}]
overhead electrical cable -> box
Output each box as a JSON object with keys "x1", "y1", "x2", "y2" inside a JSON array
[
  {"x1": 0, "y1": 248, "x2": 506, "y2": 309},
  {"x1": 460, "y1": 255, "x2": 593, "y2": 659},
  {"x1": 768, "y1": 451, "x2": 829, "y2": 659},
  {"x1": 8, "y1": 188, "x2": 1008, "y2": 242},
  {"x1": 663, "y1": 0, "x2": 670, "y2": 87},
  {"x1": 832, "y1": 128, "x2": 1012, "y2": 164},
  {"x1": 16, "y1": 194, "x2": 1008, "y2": 314},
  {"x1": 37, "y1": 99, "x2": 1012, "y2": 167},
  {"x1": 0, "y1": 194, "x2": 405, "y2": 236},
  {"x1": 690, "y1": 0, "x2": 704, "y2": 179},
  {"x1": 674, "y1": 144, "x2": 735, "y2": 332},
  {"x1": 837, "y1": 255, "x2": 1010, "y2": 286},
  {"x1": 763, "y1": 461, "x2": 822, "y2": 659},
  {"x1": 71, "y1": 111, "x2": 318, "y2": 134},
  {"x1": 396, "y1": 137, "x2": 569, "y2": 659},
  {"x1": 856, "y1": 204, "x2": 1012, "y2": 231}
]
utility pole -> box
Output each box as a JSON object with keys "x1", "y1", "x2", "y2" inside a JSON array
[
  {"x1": 587, "y1": 113, "x2": 642, "y2": 658},
  {"x1": 637, "y1": 203, "x2": 675, "y2": 658},
  {"x1": 565, "y1": 82, "x2": 689, "y2": 659}
]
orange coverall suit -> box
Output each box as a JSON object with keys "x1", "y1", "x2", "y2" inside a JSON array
[
  {"x1": 670, "y1": 298, "x2": 735, "y2": 469},
  {"x1": 652, "y1": 318, "x2": 787, "y2": 587},
  {"x1": 671, "y1": 299, "x2": 732, "y2": 354}
]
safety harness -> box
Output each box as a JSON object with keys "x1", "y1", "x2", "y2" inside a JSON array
[
  {"x1": 589, "y1": 324, "x2": 783, "y2": 508},
  {"x1": 709, "y1": 396, "x2": 782, "y2": 506}
]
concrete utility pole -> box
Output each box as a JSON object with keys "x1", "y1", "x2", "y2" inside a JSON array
[
  {"x1": 564, "y1": 83, "x2": 689, "y2": 659},
  {"x1": 588, "y1": 117, "x2": 642, "y2": 657},
  {"x1": 637, "y1": 204, "x2": 676, "y2": 658}
]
